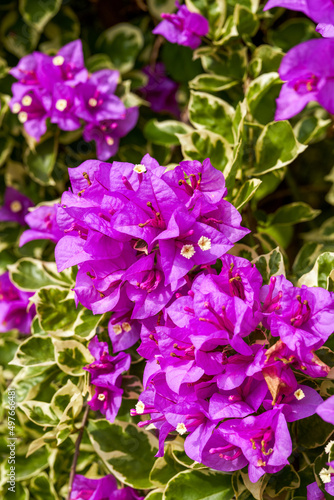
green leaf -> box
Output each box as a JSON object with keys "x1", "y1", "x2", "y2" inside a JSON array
[
  {"x1": 246, "y1": 72, "x2": 281, "y2": 125},
  {"x1": 294, "y1": 109, "x2": 331, "y2": 145},
  {"x1": 186, "y1": 0, "x2": 226, "y2": 39},
  {"x1": 53, "y1": 339, "x2": 93, "y2": 376},
  {"x1": 145, "y1": 491, "x2": 164, "y2": 500},
  {"x1": 164, "y1": 469, "x2": 234, "y2": 500},
  {"x1": 150, "y1": 446, "x2": 185, "y2": 487},
  {"x1": 252, "y1": 247, "x2": 286, "y2": 284},
  {"x1": 267, "y1": 202, "x2": 320, "y2": 226},
  {"x1": 233, "y1": 178, "x2": 262, "y2": 210},
  {"x1": 14, "y1": 448, "x2": 49, "y2": 481},
  {"x1": 25, "y1": 137, "x2": 58, "y2": 185},
  {"x1": 147, "y1": 0, "x2": 176, "y2": 18},
  {"x1": 249, "y1": 45, "x2": 284, "y2": 78},
  {"x1": 73, "y1": 308, "x2": 103, "y2": 340},
  {"x1": 268, "y1": 18, "x2": 319, "y2": 53},
  {"x1": 189, "y1": 74, "x2": 238, "y2": 92},
  {"x1": 178, "y1": 130, "x2": 233, "y2": 175},
  {"x1": 293, "y1": 242, "x2": 324, "y2": 281},
  {"x1": 29, "y1": 472, "x2": 57, "y2": 500},
  {"x1": 298, "y1": 252, "x2": 334, "y2": 290},
  {"x1": 86, "y1": 53, "x2": 113, "y2": 73},
  {"x1": 88, "y1": 419, "x2": 158, "y2": 489},
  {"x1": 33, "y1": 287, "x2": 80, "y2": 333},
  {"x1": 162, "y1": 43, "x2": 203, "y2": 83},
  {"x1": 10, "y1": 336, "x2": 55, "y2": 367},
  {"x1": 254, "y1": 121, "x2": 307, "y2": 175},
  {"x1": 144, "y1": 120, "x2": 193, "y2": 146},
  {"x1": 234, "y1": 4, "x2": 259, "y2": 37},
  {"x1": 265, "y1": 465, "x2": 300, "y2": 497},
  {"x1": 18, "y1": 401, "x2": 59, "y2": 427},
  {"x1": 96, "y1": 23, "x2": 144, "y2": 74},
  {"x1": 8, "y1": 258, "x2": 74, "y2": 291},
  {"x1": 1, "y1": 11, "x2": 40, "y2": 57},
  {"x1": 19, "y1": 0, "x2": 61, "y2": 32},
  {"x1": 295, "y1": 414, "x2": 334, "y2": 449},
  {"x1": 201, "y1": 46, "x2": 247, "y2": 80},
  {"x1": 189, "y1": 91, "x2": 235, "y2": 143}
]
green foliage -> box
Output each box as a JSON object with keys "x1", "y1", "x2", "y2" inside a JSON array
[{"x1": 1, "y1": 0, "x2": 334, "y2": 498}]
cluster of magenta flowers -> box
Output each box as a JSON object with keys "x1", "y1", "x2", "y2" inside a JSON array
[
  {"x1": 264, "y1": 1, "x2": 334, "y2": 120},
  {"x1": 153, "y1": 1, "x2": 209, "y2": 50},
  {"x1": 0, "y1": 272, "x2": 35, "y2": 334},
  {"x1": 70, "y1": 474, "x2": 143, "y2": 500},
  {"x1": 9, "y1": 40, "x2": 138, "y2": 161},
  {"x1": 52, "y1": 154, "x2": 334, "y2": 483}
]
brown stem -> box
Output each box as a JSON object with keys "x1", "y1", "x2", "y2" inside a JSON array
[
  {"x1": 67, "y1": 405, "x2": 90, "y2": 500},
  {"x1": 150, "y1": 35, "x2": 163, "y2": 68}
]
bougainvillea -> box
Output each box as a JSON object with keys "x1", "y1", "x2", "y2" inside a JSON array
[{"x1": 1, "y1": 1, "x2": 334, "y2": 500}]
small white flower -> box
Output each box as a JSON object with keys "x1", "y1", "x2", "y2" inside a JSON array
[
  {"x1": 22, "y1": 95, "x2": 32, "y2": 107},
  {"x1": 122, "y1": 322, "x2": 132, "y2": 332},
  {"x1": 97, "y1": 393, "x2": 106, "y2": 401},
  {"x1": 294, "y1": 389, "x2": 306, "y2": 400},
  {"x1": 88, "y1": 97, "x2": 98, "y2": 107},
  {"x1": 52, "y1": 55, "x2": 64, "y2": 66},
  {"x1": 320, "y1": 467, "x2": 332, "y2": 484},
  {"x1": 55, "y1": 99, "x2": 68, "y2": 112},
  {"x1": 10, "y1": 201, "x2": 22, "y2": 213},
  {"x1": 106, "y1": 136, "x2": 114, "y2": 146},
  {"x1": 12, "y1": 103, "x2": 21, "y2": 114},
  {"x1": 135, "y1": 401, "x2": 145, "y2": 414},
  {"x1": 133, "y1": 164, "x2": 147, "y2": 174},
  {"x1": 180, "y1": 244, "x2": 195, "y2": 259},
  {"x1": 112, "y1": 324, "x2": 122, "y2": 335},
  {"x1": 176, "y1": 423, "x2": 187, "y2": 435},
  {"x1": 325, "y1": 440, "x2": 334, "y2": 454},
  {"x1": 198, "y1": 236, "x2": 211, "y2": 251},
  {"x1": 18, "y1": 111, "x2": 28, "y2": 123}
]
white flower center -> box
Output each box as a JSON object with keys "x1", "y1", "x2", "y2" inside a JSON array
[
  {"x1": 112, "y1": 324, "x2": 122, "y2": 335},
  {"x1": 133, "y1": 164, "x2": 147, "y2": 174},
  {"x1": 12, "y1": 103, "x2": 21, "y2": 114},
  {"x1": 122, "y1": 322, "x2": 131, "y2": 332},
  {"x1": 55, "y1": 99, "x2": 68, "y2": 112},
  {"x1": 325, "y1": 440, "x2": 334, "y2": 454},
  {"x1": 18, "y1": 111, "x2": 28, "y2": 123},
  {"x1": 88, "y1": 97, "x2": 98, "y2": 107},
  {"x1": 135, "y1": 401, "x2": 145, "y2": 414},
  {"x1": 106, "y1": 136, "x2": 114, "y2": 146},
  {"x1": 10, "y1": 201, "x2": 22, "y2": 213},
  {"x1": 320, "y1": 467, "x2": 332, "y2": 484},
  {"x1": 53, "y1": 55, "x2": 64, "y2": 66},
  {"x1": 22, "y1": 95, "x2": 32, "y2": 106},
  {"x1": 294, "y1": 389, "x2": 305, "y2": 400},
  {"x1": 176, "y1": 423, "x2": 187, "y2": 435},
  {"x1": 180, "y1": 244, "x2": 195, "y2": 259},
  {"x1": 97, "y1": 393, "x2": 106, "y2": 401},
  {"x1": 198, "y1": 236, "x2": 211, "y2": 251}
]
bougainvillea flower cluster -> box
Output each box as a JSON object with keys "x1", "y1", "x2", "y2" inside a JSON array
[
  {"x1": 274, "y1": 39, "x2": 334, "y2": 120},
  {"x1": 70, "y1": 474, "x2": 144, "y2": 500},
  {"x1": 8, "y1": 40, "x2": 138, "y2": 160},
  {"x1": 0, "y1": 272, "x2": 35, "y2": 334},
  {"x1": 153, "y1": 1, "x2": 209, "y2": 49},
  {"x1": 0, "y1": 187, "x2": 34, "y2": 225},
  {"x1": 140, "y1": 63, "x2": 180, "y2": 117},
  {"x1": 84, "y1": 336, "x2": 131, "y2": 421},
  {"x1": 54, "y1": 155, "x2": 334, "y2": 483},
  {"x1": 264, "y1": 0, "x2": 334, "y2": 38}
]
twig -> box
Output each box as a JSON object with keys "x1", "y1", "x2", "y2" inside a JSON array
[
  {"x1": 67, "y1": 405, "x2": 90, "y2": 500},
  {"x1": 150, "y1": 35, "x2": 163, "y2": 68}
]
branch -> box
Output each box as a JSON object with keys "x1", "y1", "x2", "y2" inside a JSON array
[{"x1": 67, "y1": 405, "x2": 90, "y2": 500}]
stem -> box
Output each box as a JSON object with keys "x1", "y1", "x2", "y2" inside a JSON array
[{"x1": 67, "y1": 405, "x2": 90, "y2": 500}]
